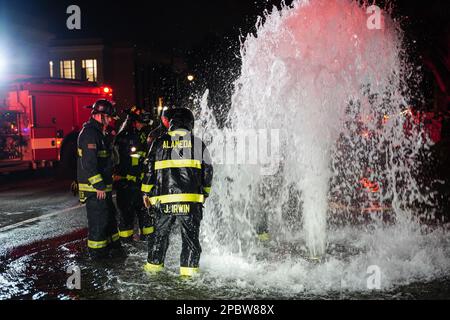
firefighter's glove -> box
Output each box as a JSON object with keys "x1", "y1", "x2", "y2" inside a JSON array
[
  {"x1": 70, "y1": 181, "x2": 79, "y2": 196},
  {"x1": 143, "y1": 195, "x2": 152, "y2": 209}
]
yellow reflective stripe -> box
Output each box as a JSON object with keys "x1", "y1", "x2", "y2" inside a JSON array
[
  {"x1": 168, "y1": 130, "x2": 187, "y2": 136},
  {"x1": 141, "y1": 184, "x2": 154, "y2": 193},
  {"x1": 144, "y1": 263, "x2": 164, "y2": 273},
  {"x1": 88, "y1": 239, "x2": 109, "y2": 249},
  {"x1": 77, "y1": 148, "x2": 83, "y2": 157},
  {"x1": 140, "y1": 173, "x2": 145, "y2": 180},
  {"x1": 119, "y1": 230, "x2": 134, "y2": 238},
  {"x1": 180, "y1": 267, "x2": 199, "y2": 277},
  {"x1": 137, "y1": 151, "x2": 147, "y2": 157},
  {"x1": 111, "y1": 233, "x2": 120, "y2": 242},
  {"x1": 98, "y1": 150, "x2": 109, "y2": 158},
  {"x1": 203, "y1": 187, "x2": 211, "y2": 194},
  {"x1": 78, "y1": 184, "x2": 113, "y2": 192},
  {"x1": 126, "y1": 175, "x2": 137, "y2": 182},
  {"x1": 150, "y1": 193, "x2": 204, "y2": 205},
  {"x1": 154, "y1": 159, "x2": 201, "y2": 170},
  {"x1": 257, "y1": 232, "x2": 270, "y2": 242},
  {"x1": 141, "y1": 226, "x2": 154, "y2": 235},
  {"x1": 131, "y1": 156, "x2": 139, "y2": 166},
  {"x1": 88, "y1": 174, "x2": 103, "y2": 185}
]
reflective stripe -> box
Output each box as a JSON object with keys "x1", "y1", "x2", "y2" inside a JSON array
[
  {"x1": 203, "y1": 187, "x2": 211, "y2": 194},
  {"x1": 168, "y1": 130, "x2": 188, "y2": 136},
  {"x1": 88, "y1": 174, "x2": 103, "y2": 185},
  {"x1": 141, "y1": 226, "x2": 154, "y2": 235},
  {"x1": 137, "y1": 151, "x2": 147, "y2": 157},
  {"x1": 111, "y1": 233, "x2": 120, "y2": 242},
  {"x1": 98, "y1": 150, "x2": 109, "y2": 158},
  {"x1": 131, "y1": 156, "x2": 139, "y2": 166},
  {"x1": 180, "y1": 267, "x2": 199, "y2": 277},
  {"x1": 119, "y1": 230, "x2": 134, "y2": 238},
  {"x1": 88, "y1": 239, "x2": 109, "y2": 249},
  {"x1": 150, "y1": 193, "x2": 204, "y2": 205},
  {"x1": 78, "y1": 184, "x2": 113, "y2": 192},
  {"x1": 77, "y1": 148, "x2": 83, "y2": 157},
  {"x1": 141, "y1": 184, "x2": 154, "y2": 193},
  {"x1": 257, "y1": 232, "x2": 270, "y2": 242},
  {"x1": 79, "y1": 191, "x2": 87, "y2": 203},
  {"x1": 126, "y1": 175, "x2": 137, "y2": 182},
  {"x1": 31, "y1": 138, "x2": 57, "y2": 150},
  {"x1": 144, "y1": 263, "x2": 164, "y2": 273},
  {"x1": 155, "y1": 159, "x2": 201, "y2": 170}
]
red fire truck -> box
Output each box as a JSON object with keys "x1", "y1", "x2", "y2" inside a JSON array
[{"x1": 0, "y1": 78, "x2": 113, "y2": 174}]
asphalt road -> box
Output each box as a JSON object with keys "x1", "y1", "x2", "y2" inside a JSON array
[{"x1": 0, "y1": 169, "x2": 86, "y2": 256}]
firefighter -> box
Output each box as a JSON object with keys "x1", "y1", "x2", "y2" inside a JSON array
[
  {"x1": 77, "y1": 99, "x2": 123, "y2": 260},
  {"x1": 147, "y1": 106, "x2": 173, "y2": 146},
  {"x1": 141, "y1": 107, "x2": 213, "y2": 277},
  {"x1": 113, "y1": 106, "x2": 154, "y2": 242},
  {"x1": 137, "y1": 106, "x2": 173, "y2": 245}
]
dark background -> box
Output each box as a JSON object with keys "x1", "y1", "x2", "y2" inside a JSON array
[
  {"x1": 0, "y1": 0, "x2": 448, "y2": 119},
  {"x1": 6, "y1": 1, "x2": 448, "y2": 50}
]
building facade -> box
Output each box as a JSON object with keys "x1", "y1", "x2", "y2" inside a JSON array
[
  {"x1": 48, "y1": 39, "x2": 188, "y2": 116},
  {"x1": 48, "y1": 39, "x2": 136, "y2": 108}
]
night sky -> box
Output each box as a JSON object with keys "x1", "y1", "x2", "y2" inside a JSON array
[
  {"x1": 1, "y1": 0, "x2": 292, "y2": 51},
  {"x1": 1, "y1": 0, "x2": 447, "y2": 53},
  {"x1": 0, "y1": 0, "x2": 448, "y2": 114}
]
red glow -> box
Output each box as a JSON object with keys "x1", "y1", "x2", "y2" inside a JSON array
[
  {"x1": 161, "y1": 116, "x2": 170, "y2": 128},
  {"x1": 102, "y1": 87, "x2": 112, "y2": 94},
  {"x1": 360, "y1": 177, "x2": 380, "y2": 193}
]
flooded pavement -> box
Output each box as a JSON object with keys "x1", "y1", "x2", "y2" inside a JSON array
[
  {"x1": 1, "y1": 169, "x2": 449, "y2": 300},
  {"x1": 1, "y1": 228, "x2": 450, "y2": 300}
]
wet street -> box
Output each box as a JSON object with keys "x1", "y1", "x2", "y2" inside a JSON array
[
  {"x1": 0, "y1": 169, "x2": 85, "y2": 299},
  {"x1": 0, "y1": 169, "x2": 84, "y2": 255},
  {"x1": 1, "y1": 169, "x2": 450, "y2": 300}
]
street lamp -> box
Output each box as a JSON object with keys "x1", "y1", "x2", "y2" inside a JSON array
[{"x1": 187, "y1": 74, "x2": 195, "y2": 82}]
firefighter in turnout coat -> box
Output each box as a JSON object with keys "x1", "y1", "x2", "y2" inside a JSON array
[{"x1": 141, "y1": 107, "x2": 213, "y2": 277}]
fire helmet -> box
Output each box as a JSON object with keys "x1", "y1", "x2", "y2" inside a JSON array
[
  {"x1": 124, "y1": 106, "x2": 153, "y2": 124},
  {"x1": 89, "y1": 99, "x2": 118, "y2": 118},
  {"x1": 169, "y1": 107, "x2": 195, "y2": 131}
]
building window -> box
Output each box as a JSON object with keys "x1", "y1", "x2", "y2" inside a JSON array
[
  {"x1": 49, "y1": 61, "x2": 54, "y2": 78},
  {"x1": 82, "y1": 59, "x2": 97, "y2": 82},
  {"x1": 59, "y1": 60, "x2": 75, "y2": 79}
]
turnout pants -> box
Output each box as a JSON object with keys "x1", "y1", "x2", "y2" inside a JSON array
[
  {"x1": 116, "y1": 183, "x2": 153, "y2": 240},
  {"x1": 147, "y1": 206, "x2": 202, "y2": 269},
  {"x1": 85, "y1": 193, "x2": 120, "y2": 256}
]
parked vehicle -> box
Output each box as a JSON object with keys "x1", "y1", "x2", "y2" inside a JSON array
[{"x1": 0, "y1": 78, "x2": 113, "y2": 175}]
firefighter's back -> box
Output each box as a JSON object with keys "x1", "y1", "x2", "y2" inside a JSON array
[{"x1": 150, "y1": 129, "x2": 207, "y2": 208}]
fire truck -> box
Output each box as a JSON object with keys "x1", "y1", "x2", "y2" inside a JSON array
[{"x1": 0, "y1": 78, "x2": 113, "y2": 174}]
